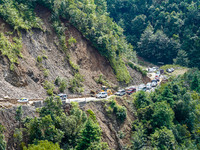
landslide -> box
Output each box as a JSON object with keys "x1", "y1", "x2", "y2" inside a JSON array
[
  {"x1": 0, "y1": 6, "x2": 118, "y2": 99},
  {"x1": 0, "y1": 5, "x2": 148, "y2": 99}
]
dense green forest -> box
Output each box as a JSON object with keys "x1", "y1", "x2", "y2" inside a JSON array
[
  {"x1": 107, "y1": 0, "x2": 200, "y2": 67},
  {"x1": 131, "y1": 68, "x2": 200, "y2": 149},
  {"x1": 0, "y1": 0, "x2": 138, "y2": 83}
]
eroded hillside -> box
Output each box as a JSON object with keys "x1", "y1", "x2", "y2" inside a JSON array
[{"x1": 0, "y1": 5, "x2": 148, "y2": 99}]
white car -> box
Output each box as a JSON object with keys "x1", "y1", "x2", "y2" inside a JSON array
[
  {"x1": 146, "y1": 82, "x2": 152, "y2": 90},
  {"x1": 115, "y1": 89, "x2": 126, "y2": 96},
  {"x1": 17, "y1": 98, "x2": 29, "y2": 103},
  {"x1": 138, "y1": 84, "x2": 146, "y2": 91},
  {"x1": 96, "y1": 92, "x2": 108, "y2": 98},
  {"x1": 151, "y1": 82, "x2": 157, "y2": 87}
]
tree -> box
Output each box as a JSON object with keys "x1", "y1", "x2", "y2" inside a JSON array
[
  {"x1": 39, "y1": 97, "x2": 63, "y2": 117},
  {"x1": 76, "y1": 118, "x2": 101, "y2": 150},
  {"x1": 15, "y1": 106, "x2": 23, "y2": 128},
  {"x1": 134, "y1": 91, "x2": 152, "y2": 109},
  {"x1": 191, "y1": 75, "x2": 199, "y2": 92},
  {"x1": 173, "y1": 50, "x2": 189, "y2": 67},
  {"x1": 23, "y1": 140, "x2": 62, "y2": 150},
  {"x1": 152, "y1": 101, "x2": 174, "y2": 129},
  {"x1": 151, "y1": 127, "x2": 175, "y2": 149}
]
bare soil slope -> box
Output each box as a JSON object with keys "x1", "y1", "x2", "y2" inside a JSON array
[{"x1": 0, "y1": 6, "x2": 118, "y2": 99}]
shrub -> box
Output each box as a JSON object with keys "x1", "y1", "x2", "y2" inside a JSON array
[
  {"x1": 43, "y1": 69, "x2": 49, "y2": 77},
  {"x1": 127, "y1": 62, "x2": 147, "y2": 76},
  {"x1": 106, "y1": 99, "x2": 127, "y2": 123},
  {"x1": 87, "y1": 109, "x2": 97, "y2": 123},
  {"x1": 43, "y1": 81, "x2": 55, "y2": 96},
  {"x1": 59, "y1": 79, "x2": 67, "y2": 93},
  {"x1": 69, "y1": 73, "x2": 84, "y2": 93},
  {"x1": 37, "y1": 56, "x2": 43, "y2": 63},
  {"x1": 55, "y1": 76, "x2": 61, "y2": 86},
  {"x1": 68, "y1": 36, "x2": 77, "y2": 46}
]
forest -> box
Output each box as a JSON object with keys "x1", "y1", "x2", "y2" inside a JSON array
[{"x1": 107, "y1": 0, "x2": 200, "y2": 67}]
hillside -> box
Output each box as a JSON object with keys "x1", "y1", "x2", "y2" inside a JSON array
[
  {"x1": 0, "y1": 0, "x2": 147, "y2": 99},
  {"x1": 107, "y1": 0, "x2": 200, "y2": 67}
]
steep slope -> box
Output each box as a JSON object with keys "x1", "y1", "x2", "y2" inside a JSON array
[
  {"x1": 83, "y1": 97, "x2": 135, "y2": 149},
  {"x1": 0, "y1": 6, "x2": 118, "y2": 99}
]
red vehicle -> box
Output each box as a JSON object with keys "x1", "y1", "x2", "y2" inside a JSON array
[
  {"x1": 155, "y1": 75, "x2": 160, "y2": 82},
  {"x1": 126, "y1": 88, "x2": 136, "y2": 95}
]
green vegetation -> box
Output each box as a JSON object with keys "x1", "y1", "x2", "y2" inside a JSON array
[
  {"x1": 131, "y1": 68, "x2": 200, "y2": 149},
  {"x1": 24, "y1": 140, "x2": 62, "y2": 150},
  {"x1": 0, "y1": 124, "x2": 6, "y2": 150},
  {"x1": 105, "y1": 98, "x2": 127, "y2": 123},
  {"x1": 0, "y1": 0, "x2": 43, "y2": 31},
  {"x1": 107, "y1": 0, "x2": 200, "y2": 68},
  {"x1": 94, "y1": 74, "x2": 110, "y2": 87},
  {"x1": 58, "y1": 79, "x2": 67, "y2": 93},
  {"x1": 69, "y1": 73, "x2": 84, "y2": 93},
  {"x1": 36, "y1": 56, "x2": 43, "y2": 63},
  {"x1": 43, "y1": 80, "x2": 55, "y2": 96},
  {"x1": 12, "y1": 97, "x2": 107, "y2": 150},
  {"x1": 68, "y1": 36, "x2": 77, "y2": 46},
  {"x1": 127, "y1": 62, "x2": 147, "y2": 76},
  {"x1": 0, "y1": 33, "x2": 22, "y2": 70}
]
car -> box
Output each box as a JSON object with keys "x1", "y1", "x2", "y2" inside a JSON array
[
  {"x1": 126, "y1": 88, "x2": 136, "y2": 95},
  {"x1": 115, "y1": 89, "x2": 126, "y2": 96},
  {"x1": 151, "y1": 81, "x2": 157, "y2": 87},
  {"x1": 146, "y1": 82, "x2": 152, "y2": 90},
  {"x1": 138, "y1": 84, "x2": 146, "y2": 91},
  {"x1": 17, "y1": 98, "x2": 29, "y2": 103},
  {"x1": 166, "y1": 68, "x2": 172, "y2": 73},
  {"x1": 58, "y1": 94, "x2": 67, "y2": 101},
  {"x1": 96, "y1": 92, "x2": 108, "y2": 98},
  {"x1": 160, "y1": 69, "x2": 164, "y2": 74},
  {"x1": 155, "y1": 75, "x2": 160, "y2": 82},
  {"x1": 170, "y1": 68, "x2": 175, "y2": 72},
  {"x1": 156, "y1": 71, "x2": 161, "y2": 76}
]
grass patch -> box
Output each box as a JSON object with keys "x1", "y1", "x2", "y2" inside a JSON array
[{"x1": 160, "y1": 64, "x2": 186, "y2": 71}]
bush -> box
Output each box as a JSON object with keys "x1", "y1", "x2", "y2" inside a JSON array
[
  {"x1": 106, "y1": 99, "x2": 127, "y2": 123},
  {"x1": 69, "y1": 73, "x2": 84, "y2": 93},
  {"x1": 43, "y1": 69, "x2": 49, "y2": 77},
  {"x1": 87, "y1": 109, "x2": 97, "y2": 123},
  {"x1": 59, "y1": 79, "x2": 67, "y2": 93},
  {"x1": 114, "y1": 105, "x2": 127, "y2": 122},
  {"x1": 43, "y1": 81, "x2": 55, "y2": 96},
  {"x1": 127, "y1": 62, "x2": 147, "y2": 76},
  {"x1": 54, "y1": 76, "x2": 61, "y2": 86},
  {"x1": 37, "y1": 56, "x2": 43, "y2": 63},
  {"x1": 68, "y1": 36, "x2": 77, "y2": 46},
  {"x1": 23, "y1": 140, "x2": 62, "y2": 150}
]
